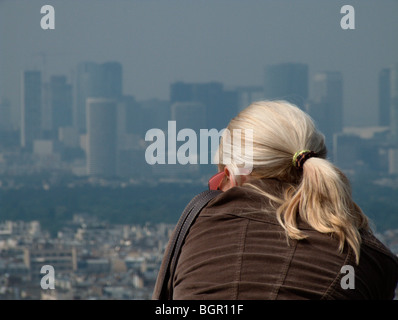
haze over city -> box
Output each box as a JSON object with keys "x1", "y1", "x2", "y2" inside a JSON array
[{"x1": 1, "y1": 0, "x2": 398, "y2": 128}]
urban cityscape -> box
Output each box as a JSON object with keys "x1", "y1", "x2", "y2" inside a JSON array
[
  {"x1": 0, "y1": 60, "x2": 397, "y2": 299},
  {"x1": 1, "y1": 61, "x2": 398, "y2": 179}
]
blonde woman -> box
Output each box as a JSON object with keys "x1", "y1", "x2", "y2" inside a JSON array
[{"x1": 155, "y1": 100, "x2": 398, "y2": 300}]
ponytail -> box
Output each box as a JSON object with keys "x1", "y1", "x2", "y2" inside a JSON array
[{"x1": 276, "y1": 157, "x2": 369, "y2": 264}]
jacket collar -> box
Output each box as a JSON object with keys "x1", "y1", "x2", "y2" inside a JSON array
[{"x1": 205, "y1": 178, "x2": 313, "y2": 230}]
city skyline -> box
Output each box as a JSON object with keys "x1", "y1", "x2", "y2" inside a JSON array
[
  {"x1": 0, "y1": 59, "x2": 397, "y2": 179},
  {"x1": 1, "y1": 1, "x2": 398, "y2": 129}
]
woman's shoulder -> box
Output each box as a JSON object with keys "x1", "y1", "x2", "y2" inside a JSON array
[{"x1": 360, "y1": 229, "x2": 398, "y2": 265}]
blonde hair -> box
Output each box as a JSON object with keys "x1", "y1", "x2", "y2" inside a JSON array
[{"x1": 217, "y1": 100, "x2": 369, "y2": 264}]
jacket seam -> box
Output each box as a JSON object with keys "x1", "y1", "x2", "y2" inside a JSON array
[
  {"x1": 320, "y1": 246, "x2": 353, "y2": 300},
  {"x1": 273, "y1": 239, "x2": 298, "y2": 300},
  {"x1": 233, "y1": 219, "x2": 250, "y2": 300}
]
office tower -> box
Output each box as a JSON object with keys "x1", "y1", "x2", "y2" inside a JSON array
[
  {"x1": 264, "y1": 63, "x2": 309, "y2": 109},
  {"x1": 378, "y1": 68, "x2": 391, "y2": 127},
  {"x1": 74, "y1": 62, "x2": 101, "y2": 133},
  {"x1": 220, "y1": 89, "x2": 239, "y2": 128},
  {"x1": 74, "y1": 61, "x2": 122, "y2": 133},
  {"x1": 333, "y1": 133, "x2": 364, "y2": 171},
  {"x1": 49, "y1": 75, "x2": 73, "y2": 134},
  {"x1": 171, "y1": 101, "x2": 207, "y2": 133},
  {"x1": 389, "y1": 63, "x2": 398, "y2": 174},
  {"x1": 313, "y1": 71, "x2": 343, "y2": 133},
  {"x1": 86, "y1": 98, "x2": 117, "y2": 177},
  {"x1": 170, "y1": 81, "x2": 238, "y2": 130},
  {"x1": 307, "y1": 71, "x2": 343, "y2": 158},
  {"x1": 58, "y1": 126, "x2": 79, "y2": 148},
  {"x1": 120, "y1": 95, "x2": 142, "y2": 136},
  {"x1": 101, "y1": 62, "x2": 123, "y2": 100},
  {"x1": 139, "y1": 98, "x2": 171, "y2": 134},
  {"x1": 391, "y1": 63, "x2": 398, "y2": 143},
  {"x1": 21, "y1": 70, "x2": 42, "y2": 150},
  {"x1": 234, "y1": 86, "x2": 265, "y2": 112},
  {"x1": 116, "y1": 95, "x2": 146, "y2": 178},
  {"x1": 170, "y1": 82, "x2": 195, "y2": 103},
  {"x1": 0, "y1": 97, "x2": 12, "y2": 131}
]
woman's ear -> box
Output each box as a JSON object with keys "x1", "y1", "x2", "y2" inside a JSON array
[
  {"x1": 223, "y1": 167, "x2": 234, "y2": 185},
  {"x1": 219, "y1": 167, "x2": 234, "y2": 191},
  {"x1": 224, "y1": 167, "x2": 251, "y2": 188},
  {"x1": 225, "y1": 167, "x2": 243, "y2": 187}
]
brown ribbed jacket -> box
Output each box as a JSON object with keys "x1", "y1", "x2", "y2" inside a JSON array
[{"x1": 156, "y1": 178, "x2": 398, "y2": 300}]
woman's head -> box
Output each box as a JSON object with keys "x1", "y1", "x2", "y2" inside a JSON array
[
  {"x1": 217, "y1": 100, "x2": 327, "y2": 183},
  {"x1": 216, "y1": 100, "x2": 369, "y2": 264}
]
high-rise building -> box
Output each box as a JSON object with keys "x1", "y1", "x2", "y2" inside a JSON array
[
  {"x1": 139, "y1": 98, "x2": 171, "y2": 134},
  {"x1": 74, "y1": 62, "x2": 101, "y2": 133},
  {"x1": 101, "y1": 62, "x2": 123, "y2": 99},
  {"x1": 308, "y1": 71, "x2": 343, "y2": 156},
  {"x1": 119, "y1": 95, "x2": 142, "y2": 136},
  {"x1": 86, "y1": 98, "x2": 117, "y2": 177},
  {"x1": 389, "y1": 63, "x2": 398, "y2": 174},
  {"x1": 378, "y1": 68, "x2": 391, "y2": 127},
  {"x1": 391, "y1": 63, "x2": 398, "y2": 143},
  {"x1": 21, "y1": 70, "x2": 42, "y2": 150},
  {"x1": 234, "y1": 85, "x2": 265, "y2": 112},
  {"x1": 74, "y1": 61, "x2": 122, "y2": 133},
  {"x1": 115, "y1": 95, "x2": 147, "y2": 178},
  {"x1": 171, "y1": 101, "x2": 207, "y2": 133},
  {"x1": 170, "y1": 81, "x2": 238, "y2": 130},
  {"x1": 170, "y1": 82, "x2": 195, "y2": 103},
  {"x1": 49, "y1": 75, "x2": 73, "y2": 134},
  {"x1": 0, "y1": 97, "x2": 12, "y2": 131},
  {"x1": 170, "y1": 101, "x2": 207, "y2": 177},
  {"x1": 264, "y1": 62, "x2": 309, "y2": 109}
]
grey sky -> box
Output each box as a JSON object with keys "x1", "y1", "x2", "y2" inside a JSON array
[{"x1": 1, "y1": 0, "x2": 398, "y2": 127}]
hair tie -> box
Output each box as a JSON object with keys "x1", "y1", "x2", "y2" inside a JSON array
[{"x1": 292, "y1": 150, "x2": 317, "y2": 169}]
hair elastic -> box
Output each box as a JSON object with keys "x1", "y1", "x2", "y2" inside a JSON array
[{"x1": 292, "y1": 150, "x2": 317, "y2": 169}]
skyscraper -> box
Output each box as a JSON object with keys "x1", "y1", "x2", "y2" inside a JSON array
[
  {"x1": 171, "y1": 101, "x2": 207, "y2": 133},
  {"x1": 314, "y1": 71, "x2": 343, "y2": 131},
  {"x1": 74, "y1": 62, "x2": 101, "y2": 133},
  {"x1": 49, "y1": 75, "x2": 73, "y2": 134},
  {"x1": 101, "y1": 62, "x2": 123, "y2": 99},
  {"x1": 86, "y1": 98, "x2": 117, "y2": 177},
  {"x1": 234, "y1": 85, "x2": 265, "y2": 112},
  {"x1": 390, "y1": 63, "x2": 398, "y2": 144},
  {"x1": 0, "y1": 97, "x2": 12, "y2": 131},
  {"x1": 74, "y1": 61, "x2": 122, "y2": 133},
  {"x1": 21, "y1": 70, "x2": 42, "y2": 150},
  {"x1": 389, "y1": 63, "x2": 398, "y2": 174},
  {"x1": 170, "y1": 81, "x2": 238, "y2": 130},
  {"x1": 378, "y1": 68, "x2": 391, "y2": 127},
  {"x1": 307, "y1": 71, "x2": 343, "y2": 158},
  {"x1": 264, "y1": 63, "x2": 309, "y2": 109}
]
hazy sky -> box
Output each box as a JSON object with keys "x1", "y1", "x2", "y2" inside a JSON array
[{"x1": 1, "y1": 0, "x2": 398, "y2": 127}]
